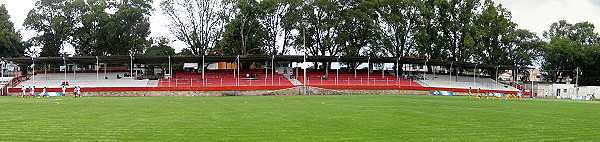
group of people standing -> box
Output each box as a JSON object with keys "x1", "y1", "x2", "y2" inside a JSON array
[{"x1": 20, "y1": 86, "x2": 82, "y2": 98}]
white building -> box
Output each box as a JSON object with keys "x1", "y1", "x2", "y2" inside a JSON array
[{"x1": 536, "y1": 83, "x2": 599, "y2": 98}]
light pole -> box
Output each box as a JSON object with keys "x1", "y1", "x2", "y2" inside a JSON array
[{"x1": 303, "y1": 25, "x2": 307, "y2": 94}]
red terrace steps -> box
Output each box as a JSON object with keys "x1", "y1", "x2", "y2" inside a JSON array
[
  {"x1": 157, "y1": 69, "x2": 293, "y2": 87},
  {"x1": 294, "y1": 70, "x2": 423, "y2": 87}
]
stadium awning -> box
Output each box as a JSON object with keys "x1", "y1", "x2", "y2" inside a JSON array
[{"x1": 2, "y1": 55, "x2": 529, "y2": 70}]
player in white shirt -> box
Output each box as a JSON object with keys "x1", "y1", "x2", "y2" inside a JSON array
[
  {"x1": 29, "y1": 86, "x2": 35, "y2": 97},
  {"x1": 41, "y1": 87, "x2": 47, "y2": 98},
  {"x1": 21, "y1": 86, "x2": 27, "y2": 98},
  {"x1": 62, "y1": 86, "x2": 66, "y2": 97}
]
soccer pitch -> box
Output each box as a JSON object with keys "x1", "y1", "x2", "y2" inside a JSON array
[{"x1": 1, "y1": 95, "x2": 598, "y2": 141}]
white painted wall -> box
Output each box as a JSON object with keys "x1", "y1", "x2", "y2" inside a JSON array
[{"x1": 536, "y1": 84, "x2": 600, "y2": 98}]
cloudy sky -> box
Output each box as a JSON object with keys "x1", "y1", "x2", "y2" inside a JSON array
[{"x1": 1, "y1": 0, "x2": 600, "y2": 52}]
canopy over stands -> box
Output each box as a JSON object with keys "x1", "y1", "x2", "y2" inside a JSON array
[{"x1": 2, "y1": 55, "x2": 528, "y2": 70}]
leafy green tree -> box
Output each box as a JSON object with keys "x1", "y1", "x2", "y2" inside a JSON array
[
  {"x1": 543, "y1": 20, "x2": 600, "y2": 85},
  {"x1": 218, "y1": 0, "x2": 268, "y2": 55},
  {"x1": 508, "y1": 29, "x2": 545, "y2": 67},
  {"x1": 415, "y1": 0, "x2": 445, "y2": 61},
  {"x1": 542, "y1": 37, "x2": 586, "y2": 82},
  {"x1": 436, "y1": 0, "x2": 479, "y2": 62},
  {"x1": 375, "y1": 0, "x2": 421, "y2": 57},
  {"x1": 336, "y1": 0, "x2": 382, "y2": 57},
  {"x1": 108, "y1": 0, "x2": 152, "y2": 55},
  {"x1": 79, "y1": 0, "x2": 151, "y2": 56},
  {"x1": 145, "y1": 37, "x2": 176, "y2": 56},
  {"x1": 472, "y1": 0, "x2": 515, "y2": 65},
  {"x1": 0, "y1": 4, "x2": 24, "y2": 57},
  {"x1": 73, "y1": 0, "x2": 110, "y2": 55},
  {"x1": 543, "y1": 20, "x2": 599, "y2": 45},
  {"x1": 259, "y1": 0, "x2": 302, "y2": 55},
  {"x1": 160, "y1": 0, "x2": 230, "y2": 56},
  {"x1": 303, "y1": 0, "x2": 343, "y2": 56},
  {"x1": 25, "y1": 0, "x2": 151, "y2": 56},
  {"x1": 24, "y1": 0, "x2": 85, "y2": 57}
]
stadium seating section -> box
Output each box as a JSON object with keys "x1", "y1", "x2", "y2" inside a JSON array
[{"x1": 294, "y1": 69, "x2": 422, "y2": 86}]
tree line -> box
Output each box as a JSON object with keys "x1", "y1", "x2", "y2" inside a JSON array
[
  {"x1": 0, "y1": 0, "x2": 599, "y2": 85},
  {"x1": 162, "y1": 0, "x2": 544, "y2": 72}
]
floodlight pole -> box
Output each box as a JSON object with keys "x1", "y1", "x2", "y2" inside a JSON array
[{"x1": 303, "y1": 26, "x2": 307, "y2": 92}]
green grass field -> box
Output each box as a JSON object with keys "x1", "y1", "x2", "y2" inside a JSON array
[{"x1": 1, "y1": 95, "x2": 599, "y2": 141}]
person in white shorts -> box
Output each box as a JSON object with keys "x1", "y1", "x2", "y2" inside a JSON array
[
  {"x1": 21, "y1": 86, "x2": 27, "y2": 98},
  {"x1": 62, "y1": 86, "x2": 66, "y2": 97},
  {"x1": 41, "y1": 87, "x2": 47, "y2": 98},
  {"x1": 29, "y1": 86, "x2": 35, "y2": 97}
]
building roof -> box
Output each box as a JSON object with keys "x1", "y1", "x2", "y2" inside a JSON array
[{"x1": 2, "y1": 55, "x2": 529, "y2": 70}]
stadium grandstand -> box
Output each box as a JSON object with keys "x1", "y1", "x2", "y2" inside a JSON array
[{"x1": 0, "y1": 55, "x2": 529, "y2": 96}]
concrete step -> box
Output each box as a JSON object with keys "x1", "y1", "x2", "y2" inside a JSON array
[
  {"x1": 147, "y1": 80, "x2": 159, "y2": 87},
  {"x1": 283, "y1": 74, "x2": 303, "y2": 85}
]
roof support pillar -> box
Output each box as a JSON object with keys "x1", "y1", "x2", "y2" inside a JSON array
[
  {"x1": 130, "y1": 56, "x2": 134, "y2": 80},
  {"x1": 474, "y1": 64, "x2": 478, "y2": 86},
  {"x1": 449, "y1": 62, "x2": 453, "y2": 82},
  {"x1": 96, "y1": 56, "x2": 99, "y2": 82}
]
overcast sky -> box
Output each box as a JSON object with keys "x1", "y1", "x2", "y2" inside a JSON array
[{"x1": 1, "y1": 0, "x2": 600, "y2": 52}]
